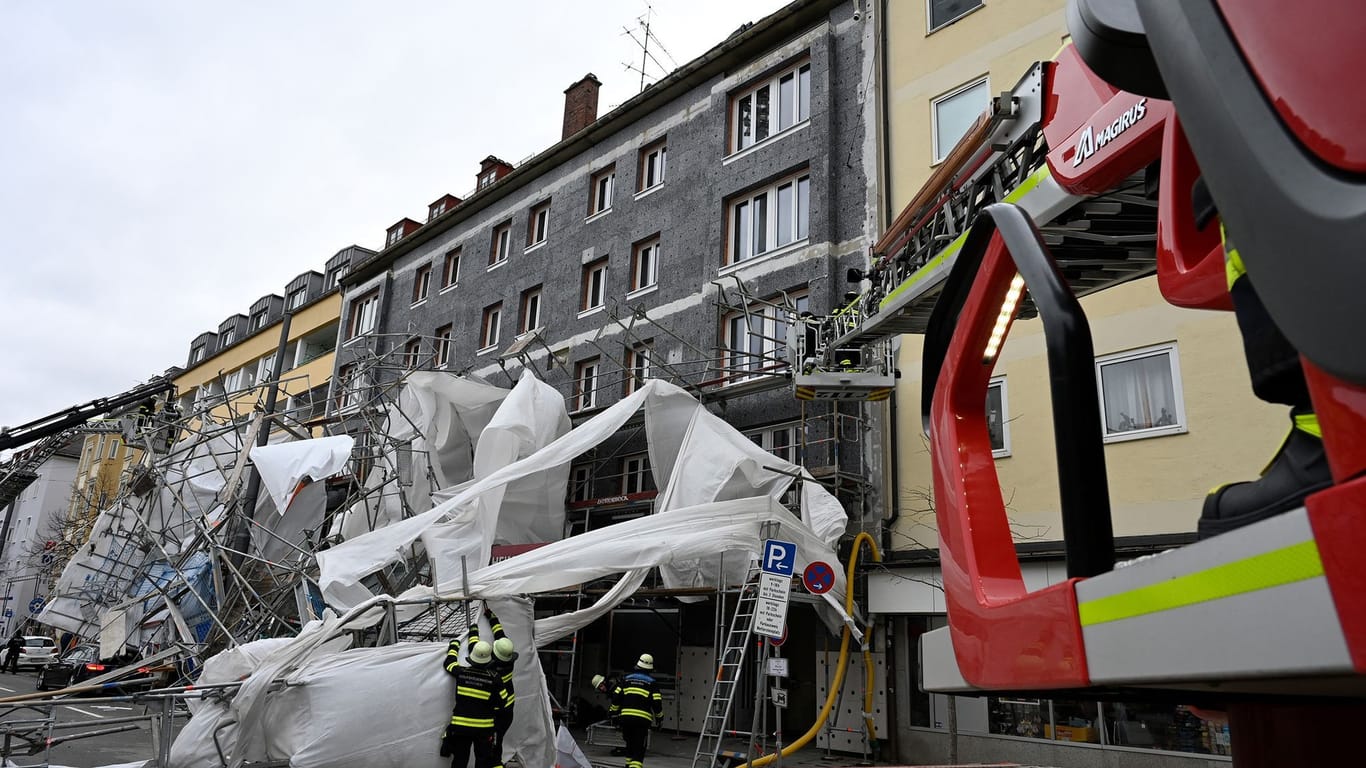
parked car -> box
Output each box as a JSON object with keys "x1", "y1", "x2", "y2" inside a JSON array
[
  {"x1": 36, "y1": 644, "x2": 105, "y2": 690},
  {"x1": 17, "y1": 636, "x2": 56, "y2": 668},
  {"x1": 36, "y1": 644, "x2": 175, "y2": 692}
]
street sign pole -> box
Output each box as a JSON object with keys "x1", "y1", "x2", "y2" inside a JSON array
[
  {"x1": 773, "y1": 644, "x2": 785, "y2": 768},
  {"x1": 747, "y1": 629, "x2": 770, "y2": 765}
]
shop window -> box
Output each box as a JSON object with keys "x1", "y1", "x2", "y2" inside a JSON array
[{"x1": 1096, "y1": 343, "x2": 1186, "y2": 442}]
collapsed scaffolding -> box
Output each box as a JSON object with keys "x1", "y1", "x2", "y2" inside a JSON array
[{"x1": 9, "y1": 269, "x2": 884, "y2": 767}]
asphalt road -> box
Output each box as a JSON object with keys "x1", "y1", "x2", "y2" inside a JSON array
[{"x1": 0, "y1": 668, "x2": 172, "y2": 767}]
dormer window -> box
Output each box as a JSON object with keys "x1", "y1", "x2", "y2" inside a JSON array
[
  {"x1": 251, "y1": 310, "x2": 269, "y2": 330},
  {"x1": 287, "y1": 287, "x2": 308, "y2": 310},
  {"x1": 221, "y1": 328, "x2": 236, "y2": 346},
  {"x1": 479, "y1": 171, "x2": 496, "y2": 190},
  {"x1": 190, "y1": 346, "x2": 205, "y2": 364},
  {"x1": 387, "y1": 227, "x2": 405, "y2": 246},
  {"x1": 429, "y1": 201, "x2": 446, "y2": 221}
]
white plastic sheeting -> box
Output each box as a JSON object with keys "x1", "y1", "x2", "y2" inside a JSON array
[
  {"x1": 333, "y1": 374, "x2": 508, "y2": 540},
  {"x1": 318, "y1": 380, "x2": 847, "y2": 609},
  {"x1": 249, "y1": 435, "x2": 354, "y2": 513}
]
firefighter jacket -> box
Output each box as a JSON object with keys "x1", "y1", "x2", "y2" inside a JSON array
[
  {"x1": 468, "y1": 614, "x2": 516, "y2": 708},
  {"x1": 443, "y1": 639, "x2": 511, "y2": 729},
  {"x1": 610, "y1": 671, "x2": 664, "y2": 725}
]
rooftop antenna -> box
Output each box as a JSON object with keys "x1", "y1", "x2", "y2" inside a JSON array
[{"x1": 621, "y1": 2, "x2": 677, "y2": 93}]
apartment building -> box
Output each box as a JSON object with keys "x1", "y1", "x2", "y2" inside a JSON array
[
  {"x1": 175, "y1": 245, "x2": 374, "y2": 430},
  {"x1": 0, "y1": 437, "x2": 81, "y2": 639},
  {"x1": 333, "y1": 0, "x2": 879, "y2": 739},
  {"x1": 868, "y1": 0, "x2": 1272, "y2": 764}
]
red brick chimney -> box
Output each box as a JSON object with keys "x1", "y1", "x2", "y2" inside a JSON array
[
  {"x1": 562, "y1": 73, "x2": 602, "y2": 140},
  {"x1": 476, "y1": 156, "x2": 514, "y2": 192}
]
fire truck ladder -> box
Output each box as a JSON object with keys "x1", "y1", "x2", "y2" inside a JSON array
[{"x1": 692, "y1": 566, "x2": 762, "y2": 768}]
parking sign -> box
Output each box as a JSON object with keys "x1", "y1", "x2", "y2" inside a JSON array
[{"x1": 761, "y1": 539, "x2": 797, "y2": 576}]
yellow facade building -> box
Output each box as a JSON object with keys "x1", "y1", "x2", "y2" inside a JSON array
[{"x1": 870, "y1": 1, "x2": 1268, "y2": 764}]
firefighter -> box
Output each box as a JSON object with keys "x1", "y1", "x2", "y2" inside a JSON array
[
  {"x1": 468, "y1": 608, "x2": 518, "y2": 756},
  {"x1": 1198, "y1": 226, "x2": 1332, "y2": 538},
  {"x1": 441, "y1": 638, "x2": 511, "y2": 768},
  {"x1": 610, "y1": 654, "x2": 664, "y2": 768}
]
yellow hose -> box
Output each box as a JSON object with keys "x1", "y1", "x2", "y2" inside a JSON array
[
  {"x1": 740, "y1": 532, "x2": 881, "y2": 768},
  {"x1": 862, "y1": 645, "x2": 877, "y2": 743}
]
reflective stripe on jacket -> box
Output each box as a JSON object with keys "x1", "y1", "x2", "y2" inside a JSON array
[
  {"x1": 442, "y1": 639, "x2": 510, "y2": 729},
  {"x1": 610, "y1": 672, "x2": 664, "y2": 724}
]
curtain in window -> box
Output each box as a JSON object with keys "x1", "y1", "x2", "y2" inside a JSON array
[{"x1": 1100, "y1": 355, "x2": 1177, "y2": 433}]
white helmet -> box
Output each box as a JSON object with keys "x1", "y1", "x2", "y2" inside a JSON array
[
  {"x1": 493, "y1": 637, "x2": 516, "y2": 662},
  {"x1": 470, "y1": 641, "x2": 493, "y2": 665},
  {"x1": 591, "y1": 674, "x2": 606, "y2": 690},
  {"x1": 637, "y1": 653, "x2": 654, "y2": 670}
]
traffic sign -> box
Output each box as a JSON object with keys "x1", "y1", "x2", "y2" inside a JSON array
[
  {"x1": 3, "y1": 610, "x2": 11, "y2": 618},
  {"x1": 771, "y1": 687, "x2": 788, "y2": 708},
  {"x1": 766, "y1": 657, "x2": 789, "y2": 677},
  {"x1": 768, "y1": 625, "x2": 788, "y2": 647},
  {"x1": 802, "y1": 561, "x2": 836, "y2": 595},
  {"x1": 754, "y1": 572, "x2": 791, "y2": 638},
  {"x1": 28, "y1": 598, "x2": 44, "y2": 614},
  {"x1": 761, "y1": 539, "x2": 797, "y2": 576}
]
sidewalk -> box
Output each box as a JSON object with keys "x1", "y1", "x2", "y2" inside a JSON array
[{"x1": 568, "y1": 725, "x2": 879, "y2": 768}]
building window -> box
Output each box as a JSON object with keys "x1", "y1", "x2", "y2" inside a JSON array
[
  {"x1": 336, "y1": 364, "x2": 362, "y2": 411},
  {"x1": 631, "y1": 237, "x2": 660, "y2": 292},
  {"x1": 987, "y1": 376, "x2": 1010, "y2": 458},
  {"x1": 928, "y1": 0, "x2": 983, "y2": 32},
  {"x1": 107, "y1": 438, "x2": 120, "y2": 460},
  {"x1": 479, "y1": 171, "x2": 496, "y2": 190},
  {"x1": 731, "y1": 60, "x2": 811, "y2": 153},
  {"x1": 575, "y1": 358, "x2": 601, "y2": 411},
  {"x1": 624, "y1": 343, "x2": 652, "y2": 394},
  {"x1": 722, "y1": 293, "x2": 808, "y2": 382},
  {"x1": 621, "y1": 453, "x2": 655, "y2": 494},
  {"x1": 727, "y1": 172, "x2": 810, "y2": 265},
  {"x1": 589, "y1": 166, "x2": 615, "y2": 216},
  {"x1": 638, "y1": 139, "x2": 667, "y2": 192},
  {"x1": 435, "y1": 324, "x2": 452, "y2": 367},
  {"x1": 480, "y1": 302, "x2": 502, "y2": 350},
  {"x1": 251, "y1": 310, "x2": 268, "y2": 331},
  {"x1": 1096, "y1": 344, "x2": 1187, "y2": 442},
  {"x1": 387, "y1": 226, "x2": 406, "y2": 246},
  {"x1": 520, "y1": 286, "x2": 542, "y2": 334},
  {"x1": 442, "y1": 248, "x2": 461, "y2": 289},
  {"x1": 412, "y1": 264, "x2": 432, "y2": 304},
  {"x1": 347, "y1": 291, "x2": 380, "y2": 339},
  {"x1": 527, "y1": 200, "x2": 551, "y2": 247},
  {"x1": 403, "y1": 338, "x2": 423, "y2": 370},
  {"x1": 581, "y1": 257, "x2": 608, "y2": 312},
  {"x1": 490, "y1": 222, "x2": 512, "y2": 267},
  {"x1": 932, "y1": 78, "x2": 989, "y2": 163},
  {"x1": 569, "y1": 464, "x2": 593, "y2": 503},
  {"x1": 429, "y1": 200, "x2": 447, "y2": 221},
  {"x1": 190, "y1": 346, "x2": 205, "y2": 364},
  {"x1": 288, "y1": 287, "x2": 308, "y2": 310},
  {"x1": 220, "y1": 327, "x2": 237, "y2": 347},
  {"x1": 746, "y1": 423, "x2": 799, "y2": 463},
  {"x1": 326, "y1": 263, "x2": 349, "y2": 288}
]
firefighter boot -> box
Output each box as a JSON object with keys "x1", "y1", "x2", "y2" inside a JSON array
[{"x1": 1199, "y1": 410, "x2": 1332, "y2": 539}]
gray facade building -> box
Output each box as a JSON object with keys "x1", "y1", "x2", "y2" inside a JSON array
[{"x1": 335, "y1": 0, "x2": 881, "y2": 522}]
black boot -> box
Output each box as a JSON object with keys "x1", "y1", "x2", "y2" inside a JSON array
[{"x1": 1199, "y1": 410, "x2": 1333, "y2": 539}]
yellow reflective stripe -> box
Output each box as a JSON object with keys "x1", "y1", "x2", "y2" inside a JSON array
[
  {"x1": 652, "y1": 692, "x2": 663, "y2": 701},
  {"x1": 1221, "y1": 222, "x2": 1246, "y2": 289},
  {"x1": 620, "y1": 708, "x2": 655, "y2": 719},
  {"x1": 458, "y1": 686, "x2": 492, "y2": 700},
  {"x1": 451, "y1": 716, "x2": 495, "y2": 727},
  {"x1": 879, "y1": 232, "x2": 967, "y2": 310},
  {"x1": 1078, "y1": 540, "x2": 1323, "y2": 626},
  {"x1": 622, "y1": 686, "x2": 652, "y2": 696},
  {"x1": 1003, "y1": 165, "x2": 1052, "y2": 205},
  {"x1": 1295, "y1": 413, "x2": 1322, "y2": 438}
]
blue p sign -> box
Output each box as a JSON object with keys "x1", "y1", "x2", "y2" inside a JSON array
[{"x1": 761, "y1": 540, "x2": 797, "y2": 576}]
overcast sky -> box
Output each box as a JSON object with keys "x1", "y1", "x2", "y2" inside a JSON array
[{"x1": 0, "y1": 0, "x2": 791, "y2": 434}]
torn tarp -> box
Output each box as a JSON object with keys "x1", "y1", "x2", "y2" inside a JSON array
[{"x1": 248, "y1": 435, "x2": 353, "y2": 513}]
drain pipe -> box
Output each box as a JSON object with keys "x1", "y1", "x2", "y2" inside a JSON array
[{"x1": 229, "y1": 312, "x2": 292, "y2": 568}]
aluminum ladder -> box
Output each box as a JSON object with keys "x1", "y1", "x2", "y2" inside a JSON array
[{"x1": 691, "y1": 569, "x2": 761, "y2": 768}]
